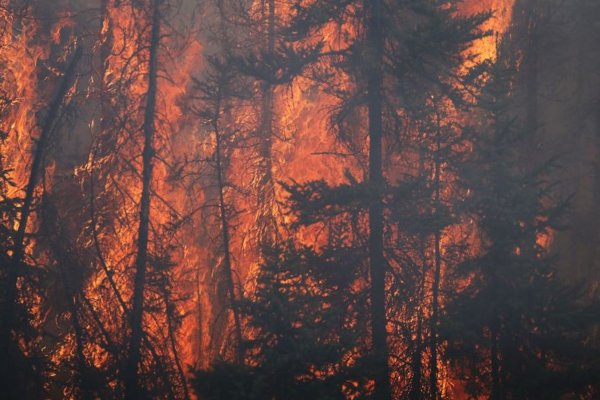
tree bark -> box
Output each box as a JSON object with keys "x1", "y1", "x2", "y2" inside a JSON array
[
  {"x1": 213, "y1": 87, "x2": 243, "y2": 363},
  {"x1": 429, "y1": 118, "x2": 443, "y2": 399},
  {"x1": 123, "y1": 1, "x2": 161, "y2": 397},
  {"x1": 257, "y1": 0, "x2": 277, "y2": 250},
  {"x1": 410, "y1": 145, "x2": 429, "y2": 400},
  {"x1": 366, "y1": 1, "x2": 391, "y2": 399},
  {"x1": 409, "y1": 312, "x2": 423, "y2": 400}
]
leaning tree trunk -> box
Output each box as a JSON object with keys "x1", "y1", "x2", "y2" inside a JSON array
[
  {"x1": 0, "y1": 46, "x2": 82, "y2": 400},
  {"x1": 123, "y1": 0, "x2": 161, "y2": 398},
  {"x1": 410, "y1": 141, "x2": 432, "y2": 400},
  {"x1": 366, "y1": 0, "x2": 391, "y2": 399}
]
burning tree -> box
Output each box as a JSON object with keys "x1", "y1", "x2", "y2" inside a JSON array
[
  {"x1": 443, "y1": 58, "x2": 600, "y2": 400},
  {"x1": 0, "y1": 0, "x2": 599, "y2": 399}
]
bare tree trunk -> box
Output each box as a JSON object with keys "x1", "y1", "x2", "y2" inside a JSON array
[
  {"x1": 80, "y1": 293, "x2": 117, "y2": 353},
  {"x1": 0, "y1": 46, "x2": 82, "y2": 399},
  {"x1": 123, "y1": 1, "x2": 161, "y2": 397},
  {"x1": 409, "y1": 312, "x2": 423, "y2": 400},
  {"x1": 257, "y1": 0, "x2": 277, "y2": 250},
  {"x1": 410, "y1": 146, "x2": 429, "y2": 400},
  {"x1": 213, "y1": 89, "x2": 243, "y2": 363},
  {"x1": 90, "y1": 145, "x2": 174, "y2": 399},
  {"x1": 366, "y1": 1, "x2": 391, "y2": 399},
  {"x1": 429, "y1": 120, "x2": 443, "y2": 399}
]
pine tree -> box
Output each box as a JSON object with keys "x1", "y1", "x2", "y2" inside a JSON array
[
  {"x1": 124, "y1": 0, "x2": 162, "y2": 398},
  {"x1": 193, "y1": 241, "x2": 368, "y2": 400},
  {"x1": 191, "y1": 51, "x2": 250, "y2": 363},
  {"x1": 194, "y1": 0, "x2": 490, "y2": 397},
  {"x1": 443, "y1": 60, "x2": 600, "y2": 399},
  {"x1": 0, "y1": 44, "x2": 82, "y2": 399},
  {"x1": 270, "y1": 1, "x2": 489, "y2": 397}
]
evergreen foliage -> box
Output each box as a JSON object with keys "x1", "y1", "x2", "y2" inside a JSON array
[{"x1": 443, "y1": 61, "x2": 600, "y2": 399}]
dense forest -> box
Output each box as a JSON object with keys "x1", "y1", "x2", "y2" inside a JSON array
[{"x1": 0, "y1": 0, "x2": 599, "y2": 399}]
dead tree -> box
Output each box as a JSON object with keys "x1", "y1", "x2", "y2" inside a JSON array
[
  {"x1": 0, "y1": 46, "x2": 82, "y2": 399},
  {"x1": 123, "y1": 0, "x2": 162, "y2": 397}
]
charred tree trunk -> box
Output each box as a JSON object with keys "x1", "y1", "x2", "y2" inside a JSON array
[
  {"x1": 410, "y1": 146, "x2": 429, "y2": 400},
  {"x1": 213, "y1": 87, "x2": 243, "y2": 363},
  {"x1": 429, "y1": 120, "x2": 443, "y2": 399},
  {"x1": 366, "y1": 1, "x2": 391, "y2": 399},
  {"x1": 123, "y1": 1, "x2": 161, "y2": 398},
  {"x1": 257, "y1": 0, "x2": 277, "y2": 250},
  {"x1": 409, "y1": 312, "x2": 423, "y2": 400},
  {"x1": 0, "y1": 46, "x2": 82, "y2": 399}
]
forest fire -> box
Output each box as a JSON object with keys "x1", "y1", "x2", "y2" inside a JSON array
[{"x1": 0, "y1": 0, "x2": 599, "y2": 399}]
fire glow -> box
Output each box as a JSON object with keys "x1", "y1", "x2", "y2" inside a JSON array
[{"x1": 1, "y1": 0, "x2": 598, "y2": 399}]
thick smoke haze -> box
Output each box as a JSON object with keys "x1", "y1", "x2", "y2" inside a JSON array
[{"x1": 0, "y1": 0, "x2": 598, "y2": 399}]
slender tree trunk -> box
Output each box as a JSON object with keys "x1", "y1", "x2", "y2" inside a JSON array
[
  {"x1": 366, "y1": 1, "x2": 391, "y2": 399},
  {"x1": 257, "y1": 0, "x2": 277, "y2": 250},
  {"x1": 429, "y1": 121, "x2": 442, "y2": 399},
  {"x1": 91, "y1": 147, "x2": 174, "y2": 398},
  {"x1": 213, "y1": 89, "x2": 243, "y2": 363},
  {"x1": 81, "y1": 293, "x2": 116, "y2": 353},
  {"x1": 123, "y1": 1, "x2": 161, "y2": 397},
  {"x1": 89, "y1": 153, "x2": 128, "y2": 314},
  {"x1": 0, "y1": 47, "x2": 82, "y2": 399},
  {"x1": 409, "y1": 312, "x2": 423, "y2": 400},
  {"x1": 410, "y1": 146, "x2": 428, "y2": 400}
]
